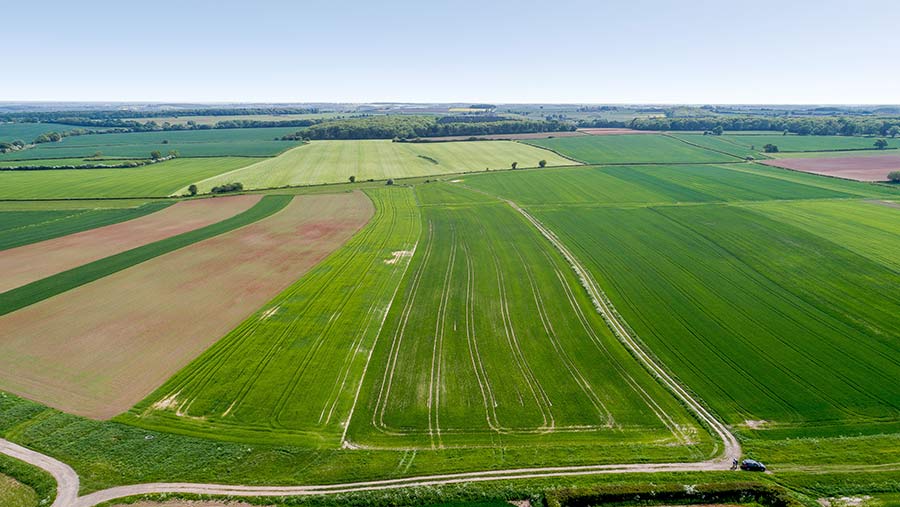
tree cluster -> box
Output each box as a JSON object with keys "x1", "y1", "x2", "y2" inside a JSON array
[
  {"x1": 285, "y1": 115, "x2": 575, "y2": 141},
  {"x1": 210, "y1": 182, "x2": 244, "y2": 194}
]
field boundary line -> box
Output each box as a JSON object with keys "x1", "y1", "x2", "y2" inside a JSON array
[{"x1": 661, "y1": 133, "x2": 747, "y2": 161}]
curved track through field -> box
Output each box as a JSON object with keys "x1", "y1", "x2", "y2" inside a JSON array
[{"x1": 1, "y1": 196, "x2": 741, "y2": 507}]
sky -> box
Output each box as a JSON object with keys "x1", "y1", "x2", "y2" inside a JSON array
[{"x1": 4, "y1": 0, "x2": 899, "y2": 104}]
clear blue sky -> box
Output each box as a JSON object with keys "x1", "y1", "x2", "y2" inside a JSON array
[{"x1": 5, "y1": 0, "x2": 899, "y2": 104}]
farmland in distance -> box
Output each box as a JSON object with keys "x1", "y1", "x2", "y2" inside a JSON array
[
  {"x1": 522, "y1": 134, "x2": 740, "y2": 164},
  {"x1": 184, "y1": 139, "x2": 576, "y2": 193}
]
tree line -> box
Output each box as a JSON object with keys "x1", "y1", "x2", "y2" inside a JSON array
[
  {"x1": 282, "y1": 115, "x2": 575, "y2": 140},
  {"x1": 579, "y1": 116, "x2": 900, "y2": 137}
]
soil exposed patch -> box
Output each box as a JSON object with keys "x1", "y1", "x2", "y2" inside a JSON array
[
  {"x1": 0, "y1": 193, "x2": 373, "y2": 419},
  {"x1": 0, "y1": 195, "x2": 261, "y2": 293},
  {"x1": 759, "y1": 155, "x2": 900, "y2": 182},
  {"x1": 578, "y1": 128, "x2": 660, "y2": 135}
]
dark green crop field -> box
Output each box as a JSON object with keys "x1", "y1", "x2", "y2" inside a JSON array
[
  {"x1": 463, "y1": 162, "x2": 900, "y2": 439},
  {"x1": 0, "y1": 201, "x2": 171, "y2": 251},
  {"x1": 522, "y1": 134, "x2": 740, "y2": 164},
  {"x1": 462, "y1": 164, "x2": 876, "y2": 206},
  {"x1": 0, "y1": 127, "x2": 302, "y2": 160},
  {"x1": 724, "y1": 134, "x2": 900, "y2": 152},
  {"x1": 0, "y1": 122, "x2": 90, "y2": 143}
]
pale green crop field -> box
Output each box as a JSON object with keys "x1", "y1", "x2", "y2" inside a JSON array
[
  {"x1": 184, "y1": 139, "x2": 577, "y2": 193},
  {"x1": 0, "y1": 474, "x2": 37, "y2": 507}
]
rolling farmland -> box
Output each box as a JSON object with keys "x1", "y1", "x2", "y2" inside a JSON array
[
  {"x1": 0, "y1": 127, "x2": 303, "y2": 160},
  {"x1": 0, "y1": 195, "x2": 259, "y2": 293},
  {"x1": 462, "y1": 164, "x2": 860, "y2": 206},
  {"x1": 127, "y1": 185, "x2": 705, "y2": 458},
  {"x1": 184, "y1": 139, "x2": 576, "y2": 192},
  {"x1": 522, "y1": 134, "x2": 740, "y2": 164},
  {"x1": 464, "y1": 163, "x2": 900, "y2": 438},
  {"x1": 723, "y1": 134, "x2": 900, "y2": 152},
  {"x1": 125, "y1": 188, "x2": 422, "y2": 444},
  {"x1": 351, "y1": 185, "x2": 700, "y2": 449},
  {"x1": 0, "y1": 157, "x2": 261, "y2": 199},
  {"x1": 0, "y1": 193, "x2": 371, "y2": 419},
  {"x1": 0, "y1": 202, "x2": 170, "y2": 251}
]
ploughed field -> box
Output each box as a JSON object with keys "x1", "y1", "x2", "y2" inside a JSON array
[
  {"x1": 0, "y1": 193, "x2": 372, "y2": 418},
  {"x1": 183, "y1": 139, "x2": 576, "y2": 193},
  {"x1": 759, "y1": 154, "x2": 900, "y2": 182}
]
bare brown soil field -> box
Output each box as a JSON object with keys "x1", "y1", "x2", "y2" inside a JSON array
[
  {"x1": 410, "y1": 131, "x2": 586, "y2": 141},
  {"x1": 578, "y1": 128, "x2": 659, "y2": 135},
  {"x1": 0, "y1": 195, "x2": 261, "y2": 293},
  {"x1": 0, "y1": 192, "x2": 373, "y2": 419},
  {"x1": 759, "y1": 154, "x2": 900, "y2": 182}
]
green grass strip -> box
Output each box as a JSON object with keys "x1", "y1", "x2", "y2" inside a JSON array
[
  {"x1": 0, "y1": 201, "x2": 173, "y2": 251},
  {"x1": 0, "y1": 194, "x2": 292, "y2": 316},
  {"x1": 0, "y1": 453, "x2": 57, "y2": 506}
]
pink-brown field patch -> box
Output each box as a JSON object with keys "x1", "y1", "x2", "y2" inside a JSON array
[
  {"x1": 0, "y1": 195, "x2": 261, "y2": 293},
  {"x1": 407, "y1": 131, "x2": 586, "y2": 141},
  {"x1": 759, "y1": 155, "x2": 900, "y2": 182},
  {"x1": 0, "y1": 192, "x2": 373, "y2": 419},
  {"x1": 578, "y1": 128, "x2": 659, "y2": 135}
]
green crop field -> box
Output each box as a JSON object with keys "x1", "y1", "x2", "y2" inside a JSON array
[
  {"x1": 463, "y1": 163, "x2": 900, "y2": 439},
  {"x1": 522, "y1": 134, "x2": 740, "y2": 164},
  {"x1": 123, "y1": 188, "x2": 422, "y2": 445},
  {"x1": 0, "y1": 122, "x2": 91, "y2": 143},
  {"x1": 183, "y1": 139, "x2": 576, "y2": 193},
  {"x1": 0, "y1": 473, "x2": 37, "y2": 507},
  {"x1": 124, "y1": 184, "x2": 708, "y2": 461},
  {"x1": 0, "y1": 127, "x2": 303, "y2": 160},
  {"x1": 723, "y1": 134, "x2": 900, "y2": 152},
  {"x1": 462, "y1": 164, "x2": 869, "y2": 206},
  {"x1": 0, "y1": 201, "x2": 171, "y2": 251},
  {"x1": 668, "y1": 133, "x2": 770, "y2": 159},
  {"x1": 0, "y1": 157, "x2": 260, "y2": 199}
]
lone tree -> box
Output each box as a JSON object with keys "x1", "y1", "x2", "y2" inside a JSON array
[
  {"x1": 763, "y1": 144, "x2": 779, "y2": 153},
  {"x1": 888, "y1": 170, "x2": 900, "y2": 183},
  {"x1": 538, "y1": 159, "x2": 547, "y2": 168},
  {"x1": 511, "y1": 161, "x2": 518, "y2": 170},
  {"x1": 386, "y1": 178, "x2": 394, "y2": 186},
  {"x1": 188, "y1": 184, "x2": 198, "y2": 196},
  {"x1": 874, "y1": 139, "x2": 889, "y2": 150},
  {"x1": 712, "y1": 125, "x2": 724, "y2": 136},
  {"x1": 889, "y1": 126, "x2": 900, "y2": 138},
  {"x1": 150, "y1": 150, "x2": 162, "y2": 160},
  {"x1": 348, "y1": 175, "x2": 356, "y2": 183}
]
